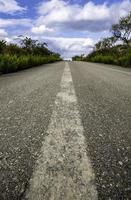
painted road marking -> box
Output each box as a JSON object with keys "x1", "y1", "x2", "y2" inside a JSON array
[{"x1": 25, "y1": 62, "x2": 98, "y2": 200}]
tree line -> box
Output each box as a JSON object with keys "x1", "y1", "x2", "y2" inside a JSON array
[
  {"x1": 0, "y1": 37, "x2": 62, "y2": 74},
  {"x1": 72, "y1": 13, "x2": 131, "y2": 68}
]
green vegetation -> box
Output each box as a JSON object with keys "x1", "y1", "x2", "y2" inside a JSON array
[
  {"x1": 0, "y1": 37, "x2": 62, "y2": 74},
  {"x1": 72, "y1": 13, "x2": 131, "y2": 68}
]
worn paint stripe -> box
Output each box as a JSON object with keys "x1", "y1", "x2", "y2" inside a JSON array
[{"x1": 25, "y1": 62, "x2": 98, "y2": 200}]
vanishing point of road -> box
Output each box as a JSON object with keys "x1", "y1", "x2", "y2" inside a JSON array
[{"x1": 0, "y1": 61, "x2": 131, "y2": 200}]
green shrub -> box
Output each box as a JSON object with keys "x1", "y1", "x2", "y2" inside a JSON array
[
  {"x1": 82, "y1": 47, "x2": 131, "y2": 68},
  {"x1": 0, "y1": 37, "x2": 62, "y2": 74},
  {"x1": 118, "y1": 52, "x2": 131, "y2": 68},
  {"x1": 89, "y1": 55, "x2": 116, "y2": 65},
  {"x1": 0, "y1": 54, "x2": 61, "y2": 74}
]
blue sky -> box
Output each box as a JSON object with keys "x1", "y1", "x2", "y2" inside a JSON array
[{"x1": 0, "y1": 0, "x2": 130, "y2": 58}]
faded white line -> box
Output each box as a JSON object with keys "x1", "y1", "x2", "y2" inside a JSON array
[{"x1": 25, "y1": 62, "x2": 98, "y2": 200}]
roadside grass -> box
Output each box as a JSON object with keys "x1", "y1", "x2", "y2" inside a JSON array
[
  {"x1": 0, "y1": 54, "x2": 61, "y2": 74},
  {"x1": 117, "y1": 50, "x2": 131, "y2": 68},
  {"x1": 84, "y1": 49, "x2": 131, "y2": 68},
  {"x1": 0, "y1": 37, "x2": 62, "y2": 74}
]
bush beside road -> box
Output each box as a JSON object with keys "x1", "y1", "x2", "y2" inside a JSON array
[{"x1": 0, "y1": 37, "x2": 62, "y2": 74}]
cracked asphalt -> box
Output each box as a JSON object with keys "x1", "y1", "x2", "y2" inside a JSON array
[{"x1": 0, "y1": 61, "x2": 131, "y2": 200}]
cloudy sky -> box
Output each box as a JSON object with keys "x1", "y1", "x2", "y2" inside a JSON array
[{"x1": 0, "y1": 0, "x2": 130, "y2": 58}]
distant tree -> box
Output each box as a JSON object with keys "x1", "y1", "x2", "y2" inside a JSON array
[
  {"x1": 4, "y1": 44, "x2": 26, "y2": 56},
  {"x1": 95, "y1": 37, "x2": 117, "y2": 51},
  {"x1": 95, "y1": 41, "x2": 103, "y2": 51},
  {"x1": 20, "y1": 37, "x2": 50, "y2": 55},
  {"x1": 72, "y1": 55, "x2": 83, "y2": 61},
  {"x1": 20, "y1": 37, "x2": 38, "y2": 53},
  {"x1": 33, "y1": 42, "x2": 51, "y2": 56},
  {"x1": 52, "y1": 52, "x2": 61, "y2": 57},
  {"x1": 103, "y1": 37, "x2": 117, "y2": 49},
  {"x1": 0, "y1": 40, "x2": 6, "y2": 54},
  {"x1": 112, "y1": 13, "x2": 131, "y2": 45}
]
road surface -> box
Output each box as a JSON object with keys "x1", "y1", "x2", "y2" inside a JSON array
[{"x1": 0, "y1": 61, "x2": 130, "y2": 200}]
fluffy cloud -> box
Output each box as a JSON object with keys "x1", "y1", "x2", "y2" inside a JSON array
[
  {"x1": 31, "y1": 25, "x2": 53, "y2": 35},
  {"x1": 0, "y1": 0, "x2": 26, "y2": 14},
  {"x1": 42, "y1": 37, "x2": 95, "y2": 58},
  {"x1": 36, "y1": 0, "x2": 109, "y2": 32},
  {"x1": 0, "y1": 28, "x2": 8, "y2": 36},
  {"x1": 0, "y1": 18, "x2": 32, "y2": 28},
  {"x1": 36, "y1": 0, "x2": 131, "y2": 32},
  {"x1": 110, "y1": 0, "x2": 131, "y2": 22}
]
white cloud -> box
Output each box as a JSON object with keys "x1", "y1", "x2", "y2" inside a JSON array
[
  {"x1": 110, "y1": 0, "x2": 131, "y2": 22},
  {"x1": 42, "y1": 37, "x2": 95, "y2": 58},
  {"x1": 4, "y1": 37, "x2": 13, "y2": 43},
  {"x1": 37, "y1": 0, "x2": 67, "y2": 16},
  {"x1": 49, "y1": 37, "x2": 94, "y2": 50},
  {"x1": 31, "y1": 25, "x2": 53, "y2": 35},
  {"x1": 0, "y1": 28, "x2": 8, "y2": 36},
  {"x1": 0, "y1": 0, "x2": 26, "y2": 14},
  {"x1": 0, "y1": 18, "x2": 32, "y2": 28},
  {"x1": 36, "y1": 0, "x2": 131, "y2": 32},
  {"x1": 75, "y1": 1, "x2": 110, "y2": 21}
]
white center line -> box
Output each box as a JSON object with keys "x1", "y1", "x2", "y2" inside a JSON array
[{"x1": 25, "y1": 62, "x2": 98, "y2": 200}]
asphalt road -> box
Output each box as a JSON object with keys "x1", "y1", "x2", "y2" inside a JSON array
[{"x1": 0, "y1": 61, "x2": 131, "y2": 200}]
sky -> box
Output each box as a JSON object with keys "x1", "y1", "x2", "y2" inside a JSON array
[{"x1": 0, "y1": 0, "x2": 130, "y2": 59}]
